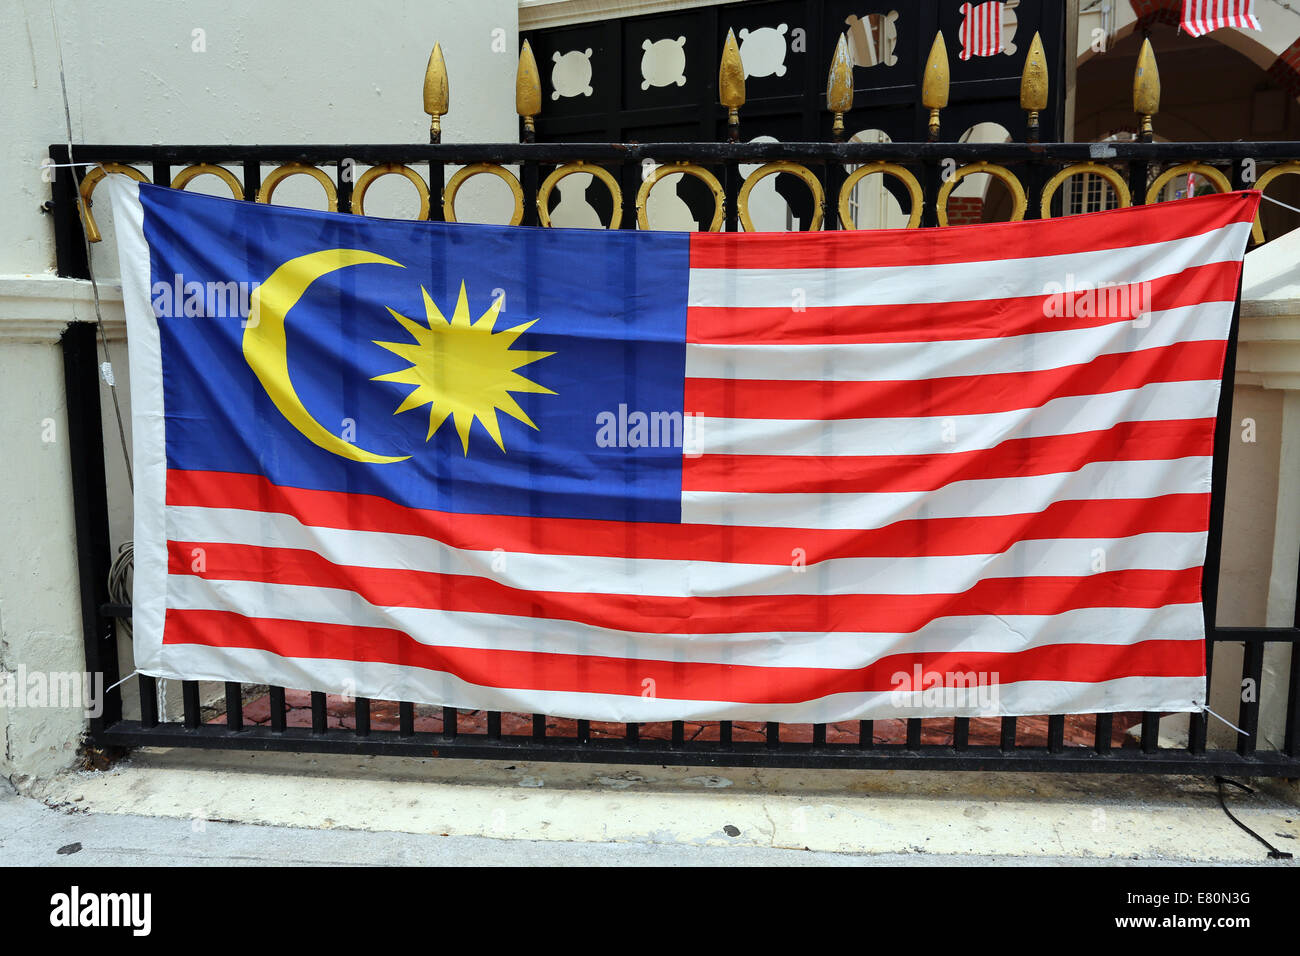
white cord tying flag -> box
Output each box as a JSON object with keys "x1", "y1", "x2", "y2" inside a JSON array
[{"x1": 1182, "y1": 0, "x2": 1261, "y2": 37}]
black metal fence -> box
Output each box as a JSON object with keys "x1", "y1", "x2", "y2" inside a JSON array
[{"x1": 54, "y1": 138, "x2": 1300, "y2": 774}]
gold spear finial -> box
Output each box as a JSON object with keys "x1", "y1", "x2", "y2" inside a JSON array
[
  {"x1": 1020, "y1": 32, "x2": 1049, "y2": 143},
  {"x1": 921, "y1": 31, "x2": 949, "y2": 142},
  {"x1": 719, "y1": 28, "x2": 746, "y2": 142},
  {"x1": 1133, "y1": 36, "x2": 1160, "y2": 142},
  {"x1": 827, "y1": 33, "x2": 854, "y2": 142},
  {"x1": 517, "y1": 39, "x2": 542, "y2": 143},
  {"x1": 423, "y1": 43, "x2": 449, "y2": 144}
]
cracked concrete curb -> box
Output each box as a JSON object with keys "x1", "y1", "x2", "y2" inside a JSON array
[{"x1": 11, "y1": 748, "x2": 1300, "y2": 864}]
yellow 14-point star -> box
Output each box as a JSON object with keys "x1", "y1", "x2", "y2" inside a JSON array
[{"x1": 372, "y1": 282, "x2": 555, "y2": 454}]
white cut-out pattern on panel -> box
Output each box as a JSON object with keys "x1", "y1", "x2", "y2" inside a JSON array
[
  {"x1": 737, "y1": 24, "x2": 789, "y2": 78},
  {"x1": 845, "y1": 129, "x2": 909, "y2": 229},
  {"x1": 546, "y1": 173, "x2": 603, "y2": 228},
  {"x1": 641, "y1": 36, "x2": 687, "y2": 90},
  {"x1": 740, "y1": 135, "x2": 796, "y2": 232},
  {"x1": 645, "y1": 171, "x2": 698, "y2": 231},
  {"x1": 551, "y1": 49, "x2": 594, "y2": 100},
  {"x1": 845, "y1": 12, "x2": 899, "y2": 68}
]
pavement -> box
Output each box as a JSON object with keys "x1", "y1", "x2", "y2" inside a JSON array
[{"x1": 2, "y1": 749, "x2": 1298, "y2": 866}]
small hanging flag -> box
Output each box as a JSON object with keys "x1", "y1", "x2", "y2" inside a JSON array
[
  {"x1": 959, "y1": 2, "x2": 1005, "y2": 61},
  {"x1": 1182, "y1": 0, "x2": 1261, "y2": 37}
]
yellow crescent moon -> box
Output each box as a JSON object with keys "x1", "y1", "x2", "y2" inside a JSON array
[{"x1": 245, "y1": 249, "x2": 410, "y2": 464}]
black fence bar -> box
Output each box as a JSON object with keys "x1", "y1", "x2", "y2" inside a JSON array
[
  {"x1": 1000, "y1": 718, "x2": 1017, "y2": 752},
  {"x1": 49, "y1": 145, "x2": 88, "y2": 278},
  {"x1": 1047, "y1": 716, "x2": 1065, "y2": 754},
  {"x1": 1237, "y1": 642, "x2": 1265, "y2": 757},
  {"x1": 1287, "y1": 647, "x2": 1300, "y2": 759},
  {"x1": 60, "y1": 324, "x2": 121, "y2": 732},
  {"x1": 181, "y1": 681, "x2": 200, "y2": 729},
  {"x1": 953, "y1": 717, "x2": 969, "y2": 749},
  {"x1": 49, "y1": 140, "x2": 1300, "y2": 167},
  {"x1": 269, "y1": 687, "x2": 286, "y2": 733},
  {"x1": 224, "y1": 683, "x2": 243, "y2": 733},
  {"x1": 1141, "y1": 713, "x2": 1160, "y2": 754},
  {"x1": 488, "y1": 711, "x2": 502, "y2": 740},
  {"x1": 1094, "y1": 714, "x2": 1113, "y2": 754},
  {"x1": 906, "y1": 719, "x2": 922, "y2": 750},
  {"x1": 310, "y1": 692, "x2": 326, "y2": 735},
  {"x1": 398, "y1": 702, "x2": 414, "y2": 737},
  {"x1": 138, "y1": 676, "x2": 158, "y2": 729},
  {"x1": 93, "y1": 720, "x2": 1300, "y2": 774},
  {"x1": 533, "y1": 714, "x2": 546, "y2": 740},
  {"x1": 1290, "y1": 545, "x2": 1300, "y2": 757},
  {"x1": 443, "y1": 707, "x2": 457, "y2": 737},
  {"x1": 859, "y1": 721, "x2": 873, "y2": 748},
  {"x1": 354, "y1": 698, "x2": 370, "y2": 737}
]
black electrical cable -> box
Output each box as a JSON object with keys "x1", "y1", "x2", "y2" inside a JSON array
[{"x1": 1214, "y1": 776, "x2": 1294, "y2": 861}]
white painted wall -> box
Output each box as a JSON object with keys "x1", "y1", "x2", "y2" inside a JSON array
[{"x1": 0, "y1": 0, "x2": 519, "y2": 782}]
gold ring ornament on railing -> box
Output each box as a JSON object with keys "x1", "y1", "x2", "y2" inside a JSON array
[
  {"x1": 738, "y1": 162, "x2": 824, "y2": 232},
  {"x1": 352, "y1": 163, "x2": 432, "y2": 220},
  {"x1": 257, "y1": 163, "x2": 339, "y2": 211},
  {"x1": 838, "y1": 162, "x2": 924, "y2": 229},
  {"x1": 442, "y1": 163, "x2": 525, "y2": 226},
  {"x1": 537, "y1": 161, "x2": 623, "y2": 229},
  {"x1": 635, "y1": 162, "x2": 725, "y2": 232},
  {"x1": 78, "y1": 163, "x2": 149, "y2": 242},
  {"x1": 1249, "y1": 160, "x2": 1300, "y2": 244},
  {"x1": 935, "y1": 161, "x2": 1027, "y2": 227},
  {"x1": 1144, "y1": 162, "x2": 1231, "y2": 205},
  {"x1": 170, "y1": 163, "x2": 244, "y2": 199},
  {"x1": 1038, "y1": 162, "x2": 1132, "y2": 219}
]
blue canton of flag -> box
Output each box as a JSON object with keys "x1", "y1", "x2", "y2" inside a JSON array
[{"x1": 138, "y1": 183, "x2": 689, "y2": 523}]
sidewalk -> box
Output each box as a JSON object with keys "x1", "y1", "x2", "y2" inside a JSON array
[{"x1": 5, "y1": 748, "x2": 1297, "y2": 865}]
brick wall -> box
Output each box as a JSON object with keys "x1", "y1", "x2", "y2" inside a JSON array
[{"x1": 945, "y1": 196, "x2": 985, "y2": 225}]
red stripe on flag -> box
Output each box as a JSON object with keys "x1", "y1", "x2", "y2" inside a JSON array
[
  {"x1": 686, "y1": 191, "x2": 1259, "y2": 271},
  {"x1": 1183, "y1": 0, "x2": 1259, "y2": 35},
  {"x1": 166, "y1": 541, "x2": 1205, "y2": 634},
  {"x1": 686, "y1": 261, "x2": 1240, "y2": 345},
  {"x1": 682, "y1": 419, "x2": 1217, "y2": 494},
  {"x1": 163, "y1": 608, "x2": 1206, "y2": 702},
  {"x1": 684, "y1": 341, "x2": 1227, "y2": 421},
  {"x1": 166, "y1": 470, "x2": 1212, "y2": 562}
]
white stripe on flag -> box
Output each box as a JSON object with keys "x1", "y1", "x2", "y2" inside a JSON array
[
  {"x1": 686, "y1": 221, "x2": 1249, "y2": 309},
  {"x1": 681, "y1": 455, "x2": 1211, "y2": 529},
  {"x1": 149, "y1": 641, "x2": 1208, "y2": 722},
  {"x1": 166, "y1": 504, "x2": 1208, "y2": 598},
  {"x1": 684, "y1": 302, "x2": 1229, "y2": 382},
  {"x1": 165, "y1": 573, "x2": 1206, "y2": 669},
  {"x1": 692, "y1": 379, "x2": 1219, "y2": 457}
]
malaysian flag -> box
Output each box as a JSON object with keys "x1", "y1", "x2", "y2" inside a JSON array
[
  {"x1": 106, "y1": 176, "x2": 1258, "y2": 722},
  {"x1": 959, "y1": 2, "x2": 1005, "y2": 60},
  {"x1": 1182, "y1": 0, "x2": 1261, "y2": 36}
]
